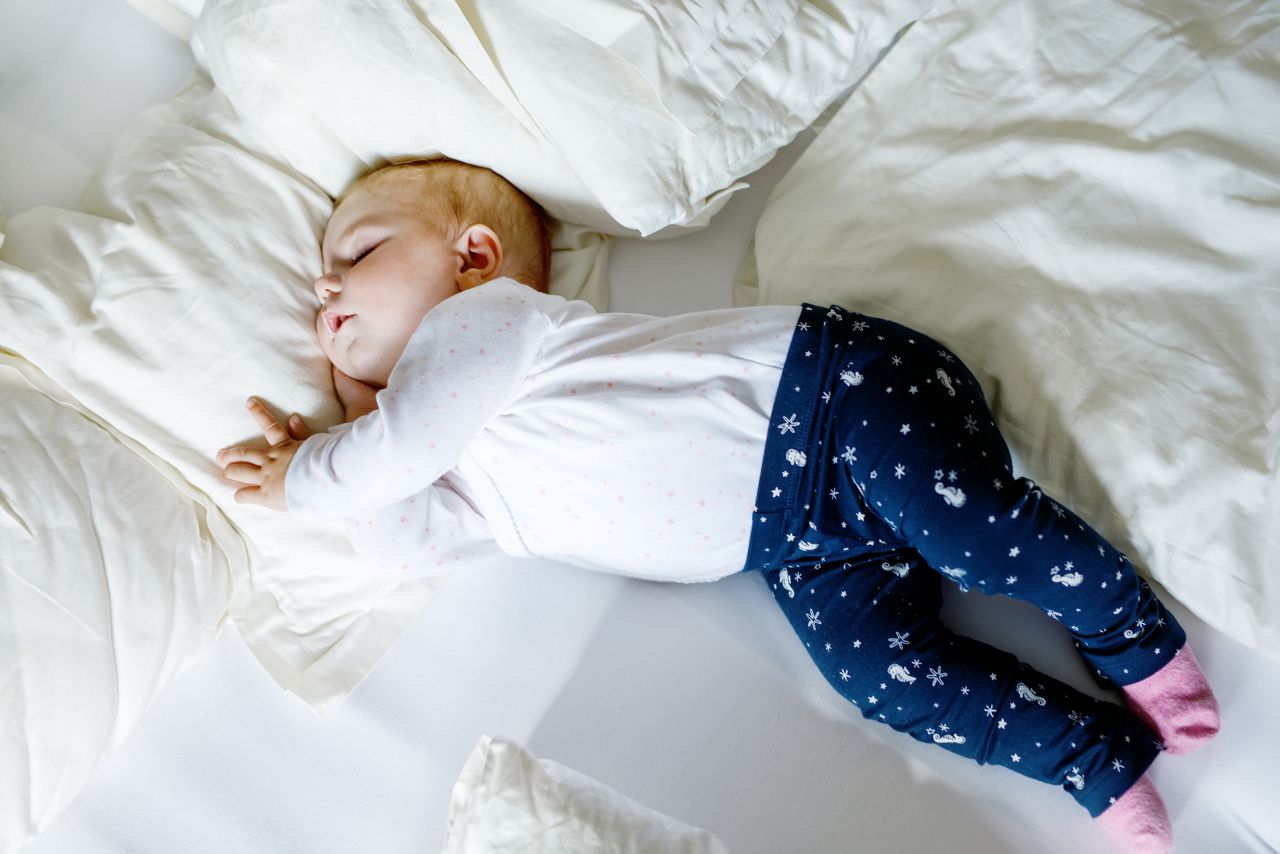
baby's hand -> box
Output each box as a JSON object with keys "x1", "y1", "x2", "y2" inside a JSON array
[
  {"x1": 217, "y1": 397, "x2": 310, "y2": 511},
  {"x1": 333, "y1": 365, "x2": 380, "y2": 421}
]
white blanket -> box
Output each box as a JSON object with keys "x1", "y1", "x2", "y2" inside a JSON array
[
  {"x1": 0, "y1": 355, "x2": 238, "y2": 854},
  {"x1": 739, "y1": 0, "x2": 1280, "y2": 659}
]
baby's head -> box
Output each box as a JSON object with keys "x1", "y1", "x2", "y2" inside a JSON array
[{"x1": 314, "y1": 158, "x2": 550, "y2": 387}]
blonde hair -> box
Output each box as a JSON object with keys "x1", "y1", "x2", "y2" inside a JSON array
[{"x1": 341, "y1": 158, "x2": 552, "y2": 292}]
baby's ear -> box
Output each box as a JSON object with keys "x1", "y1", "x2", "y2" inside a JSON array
[{"x1": 456, "y1": 224, "x2": 503, "y2": 290}]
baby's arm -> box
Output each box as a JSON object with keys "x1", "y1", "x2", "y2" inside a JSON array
[{"x1": 285, "y1": 283, "x2": 549, "y2": 522}]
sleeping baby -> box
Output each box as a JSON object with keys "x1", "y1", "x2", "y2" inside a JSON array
[{"x1": 217, "y1": 157, "x2": 1218, "y2": 853}]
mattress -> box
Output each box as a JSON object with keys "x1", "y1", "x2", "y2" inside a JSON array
[{"x1": 4, "y1": 2, "x2": 1278, "y2": 853}]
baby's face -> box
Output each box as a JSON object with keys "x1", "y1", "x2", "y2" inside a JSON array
[{"x1": 315, "y1": 181, "x2": 469, "y2": 387}]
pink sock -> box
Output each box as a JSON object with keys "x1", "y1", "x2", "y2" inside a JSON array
[
  {"x1": 1120, "y1": 645, "x2": 1220, "y2": 754},
  {"x1": 1097, "y1": 774, "x2": 1173, "y2": 853}
]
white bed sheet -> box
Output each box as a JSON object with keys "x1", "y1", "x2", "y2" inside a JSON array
[{"x1": 4, "y1": 3, "x2": 1278, "y2": 853}]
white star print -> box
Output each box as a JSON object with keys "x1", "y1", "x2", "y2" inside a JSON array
[
  {"x1": 900, "y1": 424, "x2": 911, "y2": 435},
  {"x1": 1009, "y1": 547, "x2": 1021, "y2": 557},
  {"x1": 806, "y1": 609, "x2": 822, "y2": 630},
  {"x1": 894, "y1": 464, "x2": 906, "y2": 479},
  {"x1": 777, "y1": 414, "x2": 800, "y2": 434},
  {"x1": 889, "y1": 632, "x2": 911, "y2": 650}
]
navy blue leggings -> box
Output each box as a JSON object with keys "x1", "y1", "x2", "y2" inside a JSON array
[{"x1": 742, "y1": 303, "x2": 1185, "y2": 815}]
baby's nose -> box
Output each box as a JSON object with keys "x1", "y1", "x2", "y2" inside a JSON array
[{"x1": 313, "y1": 272, "x2": 341, "y2": 301}]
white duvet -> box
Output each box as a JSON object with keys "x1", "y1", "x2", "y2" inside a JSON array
[
  {"x1": 1, "y1": 1, "x2": 926, "y2": 848},
  {"x1": 0, "y1": 355, "x2": 238, "y2": 854},
  {"x1": 739, "y1": 0, "x2": 1280, "y2": 659}
]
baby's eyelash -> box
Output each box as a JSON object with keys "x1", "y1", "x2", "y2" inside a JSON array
[{"x1": 352, "y1": 243, "x2": 376, "y2": 263}]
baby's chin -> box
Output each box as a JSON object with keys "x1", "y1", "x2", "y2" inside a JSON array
[{"x1": 332, "y1": 348, "x2": 391, "y2": 389}]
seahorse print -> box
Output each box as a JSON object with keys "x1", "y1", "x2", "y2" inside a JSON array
[
  {"x1": 935, "y1": 481, "x2": 966, "y2": 507},
  {"x1": 881, "y1": 561, "x2": 911, "y2": 577},
  {"x1": 779, "y1": 568, "x2": 796, "y2": 598},
  {"x1": 1050, "y1": 567, "x2": 1085, "y2": 587},
  {"x1": 840, "y1": 369, "x2": 864, "y2": 387},
  {"x1": 1015, "y1": 683, "x2": 1047, "y2": 706},
  {"x1": 936, "y1": 369, "x2": 957, "y2": 397},
  {"x1": 887, "y1": 664, "x2": 917, "y2": 684}
]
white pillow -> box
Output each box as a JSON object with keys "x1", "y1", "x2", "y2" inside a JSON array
[
  {"x1": 0, "y1": 70, "x2": 608, "y2": 711},
  {"x1": 192, "y1": 0, "x2": 928, "y2": 236},
  {"x1": 445, "y1": 735, "x2": 728, "y2": 853},
  {"x1": 0, "y1": 78, "x2": 445, "y2": 710},
  {"x1": 0, "y1": 354, "x2": 237, "y2": 853}
]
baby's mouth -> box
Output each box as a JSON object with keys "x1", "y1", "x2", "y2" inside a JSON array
[{"x1": 324, "y1": 311, "x2": 353, "y2": 334}]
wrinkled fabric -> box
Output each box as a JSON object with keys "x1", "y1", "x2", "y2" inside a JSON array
[
  {"x1": 742, "y1": 0, "x2": 1280, "y2": 660},
  {"x1": 445, "y1": 735, "x2": 728, "y2": 853},
  {"x1": 0, "y1": 355, "x2": 238, "y2": 853},
  {"x1": 192, "y1": 0, "x2": 929, "y2": 235}
]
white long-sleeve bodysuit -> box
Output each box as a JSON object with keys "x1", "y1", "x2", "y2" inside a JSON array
[{"x1": 287, "y1": 278, "x2": 800, "y2": 582}]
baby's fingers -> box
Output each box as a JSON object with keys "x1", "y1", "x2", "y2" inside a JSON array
[
  {"x1": 286, "y1": 413, "x2": 312, "y2": 441},
  {"x1": 232, "y1": 485, "x2": 269, "y2": 506},
  {"x1": 245, "y1": 397, "x2": 290, "y2": 446},
  {"x1": 222, "y1": 461, "x2": 264, "y2": 486},
  {"x1": 216, "y1": 446, "x2": 267, "y2": 467}
]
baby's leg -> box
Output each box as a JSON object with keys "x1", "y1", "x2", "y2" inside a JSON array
[
  {"x1": 766, "y1": 554, "x2": 1168, "y2": 847},
  {"x1": 824, "y1": 314, "x2": 1216, "y2": 753}
]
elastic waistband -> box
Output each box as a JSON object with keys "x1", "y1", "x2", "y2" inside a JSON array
[{"x1": 742, "y1": 303, "x2": 836, "y2": 572}]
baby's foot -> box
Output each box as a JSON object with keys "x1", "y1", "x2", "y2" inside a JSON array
[
  {"x1": 1121, "y1": 645, "x2": 1220, "y2": 754},
  {"x1": 1097, "y1": 774, "x2": 1173, "y2": 853}
]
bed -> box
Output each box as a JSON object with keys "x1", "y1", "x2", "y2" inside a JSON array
[{"x1": 2, "y1": 1, "x2": 1277, "y2": 852}]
